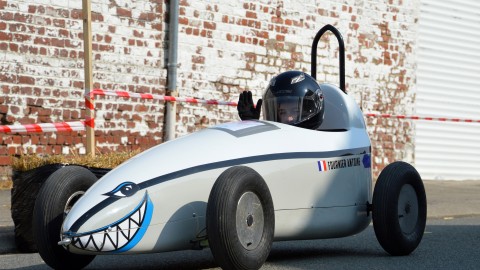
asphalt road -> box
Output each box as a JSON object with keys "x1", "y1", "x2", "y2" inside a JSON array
[
  {"x1": 0, "y1": 216, "x2": 479, "y2": 270},
  {"x1": 1, "y1": 180, "x2": 479, "y2": 269}
]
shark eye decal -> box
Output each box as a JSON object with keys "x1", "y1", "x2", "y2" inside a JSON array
[{"x1": 104, "y1": 182, "x2": 139, "y2": 198}]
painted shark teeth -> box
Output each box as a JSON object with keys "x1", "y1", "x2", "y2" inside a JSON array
[{"x1": 70, "y1": 195, "x2": 147, "y2": 252}]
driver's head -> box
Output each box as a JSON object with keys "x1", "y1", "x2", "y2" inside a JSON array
[
  {"x1": 277, "y1": 98, "x2": 301, "y2": 124},
  {"x1": 263, "y1": 71, "x2": 324, "y2": 129}
]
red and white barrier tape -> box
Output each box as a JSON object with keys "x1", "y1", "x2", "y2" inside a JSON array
[
  {"x1": 3, "y1": 89, "x2": 480, "y2": 134},
  {"x1": 89, "y1": 90, "x2": 480, "y2": 123},
  {"x1": 3, "y1": 113, "x2": 477, "y2": 134},
  {"x1": 0, "y1": 121, "x2": 86, "y2": 133},
  {"x1": 89, "y1": 89, "x2": 238, "y2": 106},
  {"x1": 365, "y1": 113, "x2": 480, "y2": 123}
]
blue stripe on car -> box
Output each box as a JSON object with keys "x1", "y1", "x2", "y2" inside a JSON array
[{"x1": 70, "y1": 148, "x2": 369, "y2": 231}]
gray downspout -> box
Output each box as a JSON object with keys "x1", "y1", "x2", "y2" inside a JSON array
[{"x1": 164, "y1": 0, "x2": 179, "y2": 141}]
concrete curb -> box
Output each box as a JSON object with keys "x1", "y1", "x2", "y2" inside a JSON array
[
  {"x1": 423, "y1": 180, "x2": 480, "y2": 218},
  {"x1": 0, "y1": 189, "x2": 16, "y2": 254}
]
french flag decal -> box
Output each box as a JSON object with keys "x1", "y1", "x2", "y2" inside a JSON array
[{"x1": 318, "y1": 160, "x2": 328, "y2": 172}]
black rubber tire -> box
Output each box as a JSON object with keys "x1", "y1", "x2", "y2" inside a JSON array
[
  {"x1": 11, "y1": 163, "x2": 65, "y2": 253},
  {"x1": 372, "y1": 161, "x2": 427, "y2": 256},
  {"x1": 207, "y1": 166, "x2": 274, "y2": 270},
  {"x1": 33, "y1": 166, "x2": 98, "y2": 269}
]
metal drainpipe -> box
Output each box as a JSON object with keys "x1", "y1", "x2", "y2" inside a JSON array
[{"x1": 164, "y1": 0, "x2": 179, "y2": 141}]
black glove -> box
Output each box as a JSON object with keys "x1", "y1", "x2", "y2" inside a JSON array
[{"x1": 237, "y1": 91, "x2": 263, "y2": 120}]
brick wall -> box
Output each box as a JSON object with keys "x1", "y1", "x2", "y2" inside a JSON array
[
  {"x1": 0, "y1": 0, "x2": 167, "y2": 182},
  {"x1": 1, "y1": 0, "x2": 419, "y2": 182}
]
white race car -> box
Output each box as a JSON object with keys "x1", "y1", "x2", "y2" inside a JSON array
[{"x1": 33, "y1": 25, "x2": 426, "y2": 270}]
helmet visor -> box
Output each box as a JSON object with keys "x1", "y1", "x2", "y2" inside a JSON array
[
  {"x1": 263, "y1": 96, "x2": 302, "y2": 125},
  {"x1": 263, "y1": 90, "x2": 323, "y2": 125}
]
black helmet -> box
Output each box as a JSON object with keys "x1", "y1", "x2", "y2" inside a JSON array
[{"x1": 263, "y1": 70, "x2": 324, "y2": 129}]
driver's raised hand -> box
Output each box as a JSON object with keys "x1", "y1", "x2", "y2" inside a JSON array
[{"x1": 237, "y1": 91, "x2": 262, "y2": 120}]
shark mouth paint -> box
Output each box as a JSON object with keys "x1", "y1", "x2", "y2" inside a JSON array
[{"x1": 63, "y1": 191, "x2": 153, "y2": 253}]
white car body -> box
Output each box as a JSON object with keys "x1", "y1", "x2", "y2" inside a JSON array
[{"x1": 61, "y1": 84, "x2": 373, "y2": 255}]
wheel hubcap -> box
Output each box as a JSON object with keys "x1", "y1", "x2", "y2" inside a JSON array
[
  {"x1": 236, "y1": 191, "x2": 264, "y2": 250},
  {"x1": 61, "y1": 191, "x2": 85, "y2": 239},
  {"x1": 64, "y1": 191, "x2": 85, "y2": 216},
  {"x1": 398, "y1": 184, "x2": 418, "y2": 234}
]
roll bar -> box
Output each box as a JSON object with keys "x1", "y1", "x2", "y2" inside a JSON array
[{"x1": 311, "y1": 24, "x2": 346, "y2": 93}]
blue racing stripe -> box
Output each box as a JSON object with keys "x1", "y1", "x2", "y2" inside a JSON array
[{"x1": 70, "y1": 147, "x2": 370, "y2": 231}]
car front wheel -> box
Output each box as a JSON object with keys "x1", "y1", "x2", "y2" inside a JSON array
[
  {"x1": 33, "y1": 166, "x2": 97, "y2": 269},
  {"x1": 206, "y1": 166, "x2": 274, "y2": 270}
]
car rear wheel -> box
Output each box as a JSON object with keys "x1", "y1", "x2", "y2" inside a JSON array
[
  {"x1": 372, "y1": 161, "x2": 427, "y2": 256},
  {"x1": 207, "y1": 166, "x2": 274, "y2": 270},
  {"x1": 33, "y1": 166, "x2": 97, "y2": 269}
]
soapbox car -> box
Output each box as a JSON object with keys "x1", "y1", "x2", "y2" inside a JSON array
[{"x1": 33, "y1": 25, "x2": 427, "y2": 270}]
